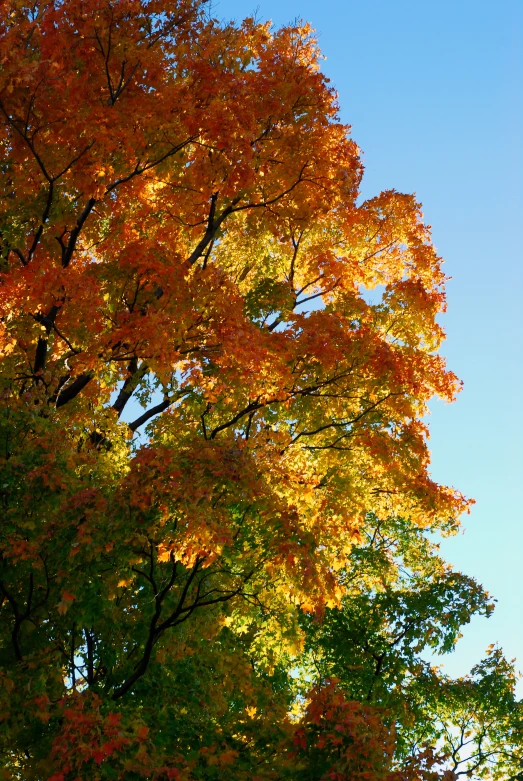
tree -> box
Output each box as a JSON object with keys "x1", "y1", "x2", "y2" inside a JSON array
[
  {"x1": 301, "y1": 513, "x2": 523, "y2": 780},
  {"x1": 0, "y1": 0, "x2": 519, "y2": 778}
]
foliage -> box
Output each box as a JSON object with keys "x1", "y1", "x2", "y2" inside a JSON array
[
  {"x1": 0, "y1": 0, "x2": 520, "y2": 779},
  {"x1": 302, "y1": 514, "x2": 523, "y2": 779}
]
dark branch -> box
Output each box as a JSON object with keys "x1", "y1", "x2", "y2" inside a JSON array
[
  {"x1": 105, "y1": 137, "x2": 196, "y2": 194},
  {"x1": 112, "y1": 359, "x2": 149, "y2": 416},
  {"x1": 61, "y1": 198, "x2": 97, "y2": 268},
  {"x1": 55, "y1": 372, "x2": 94, "y2": 408},
  {"x1": 111, "y1": 557, "x2": 199, "y2": 700},
  {"x1": 128, "y1": 389, "x2": 191, "y2": 431},
  {"x1": 128, "y1": 398, "x2": 173, "y2": 432},
  {"x1": 11, "y1": 248, "x2": 28, "y2": 266}
]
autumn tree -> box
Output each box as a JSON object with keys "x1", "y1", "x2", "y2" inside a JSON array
[{"x1": 0, "y1": 0, "x2": 520, "y2": 778}]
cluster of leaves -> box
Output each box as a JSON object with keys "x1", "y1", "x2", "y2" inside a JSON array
[
  {"x1": 0, "y1": 0, "x2": 520, "y2": 779},
  {"x1": 301, "y1": 515, "x2": 523, "y2": 779}
]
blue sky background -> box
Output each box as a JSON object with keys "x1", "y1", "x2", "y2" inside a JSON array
[{"x1": 213, "y1": 0, "x2": 523, "y2": 691}]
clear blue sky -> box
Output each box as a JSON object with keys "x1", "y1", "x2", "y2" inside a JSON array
[{"x1": 215, "y1": 0, "x2": 523, "y2": 690}]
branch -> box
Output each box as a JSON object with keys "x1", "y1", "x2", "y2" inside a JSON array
[
  {"x1": 33, "y1": 304, "x2": 60, "y2": 375},
  {"x1": 111, "y1": 557, "x2": 197, "y2": 700},
  {"x1": 111, "y1": 557, "x2": 256, "y2": 700},
  {"x1": 209, "y1": 400, "x2": 262, "y2": 439},
  {"x1": 83, "y1": 628, "x2": 105, "y2": 688},
  {"x1": 0, "y1": 579, "x2": 23, "y2": 661},
  {"x1": 95, "y1": 19, "x2": 140, "y2": 107},
  {"x1": 112, "y1": 359, "x2": 149, "y2": 417},
  {"x1": 0, "y1": 573, "x2": 35, "y2": 661},
  {"x1": 0, "y1": 98, "x2": 95, "y2": 263},
  {"x1": 128, "y1": 397, "x2": 172, "y2": 432},
  {"x1": 105, "y1": 137, "x2": 196, "y2": 194},
  {"x1": 127, "y1": 388, "x2": 192, "y2": 431},
  {"x1": 55, "y1": 372, "x2": 94, "y2": 408},
  {"x1": 290, "y1": 394, "x2": 395, "y2": 446},
  {"x1": 208, "y1": 367, "x2": 364, "y2": 441},
  {"x1": 11, "y1": 248, "x2": 28, "y2": 266},
  {"x1": 295, "y1": 279, "x2": 340, "y2": 308},
  {"x1": 186, "y1": 195, "x2": 241, "y2": 266},
  {"x1": 288, "y1": 230, "x2": 304, "y2": 289},
  {"x1": 51, "y1": 323, "x2": 81, "y2": 355},
  {"x1": 186, "y1": 166, "x2": 312, "y2": 268},
  {"x1": 26, "y1": 180, "x2": 53, "y2": 262},
  {"x1": 61, "y1": 198, "x2": 97, "y2": 268}
]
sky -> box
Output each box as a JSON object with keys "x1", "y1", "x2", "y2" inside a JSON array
[{"x1": 211, "y1": 0, "x2": 523, "y2": 690}]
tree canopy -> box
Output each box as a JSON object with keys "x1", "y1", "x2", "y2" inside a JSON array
[{"x1": 0, "y1": 1, "x2": 520, "y2": 779}]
